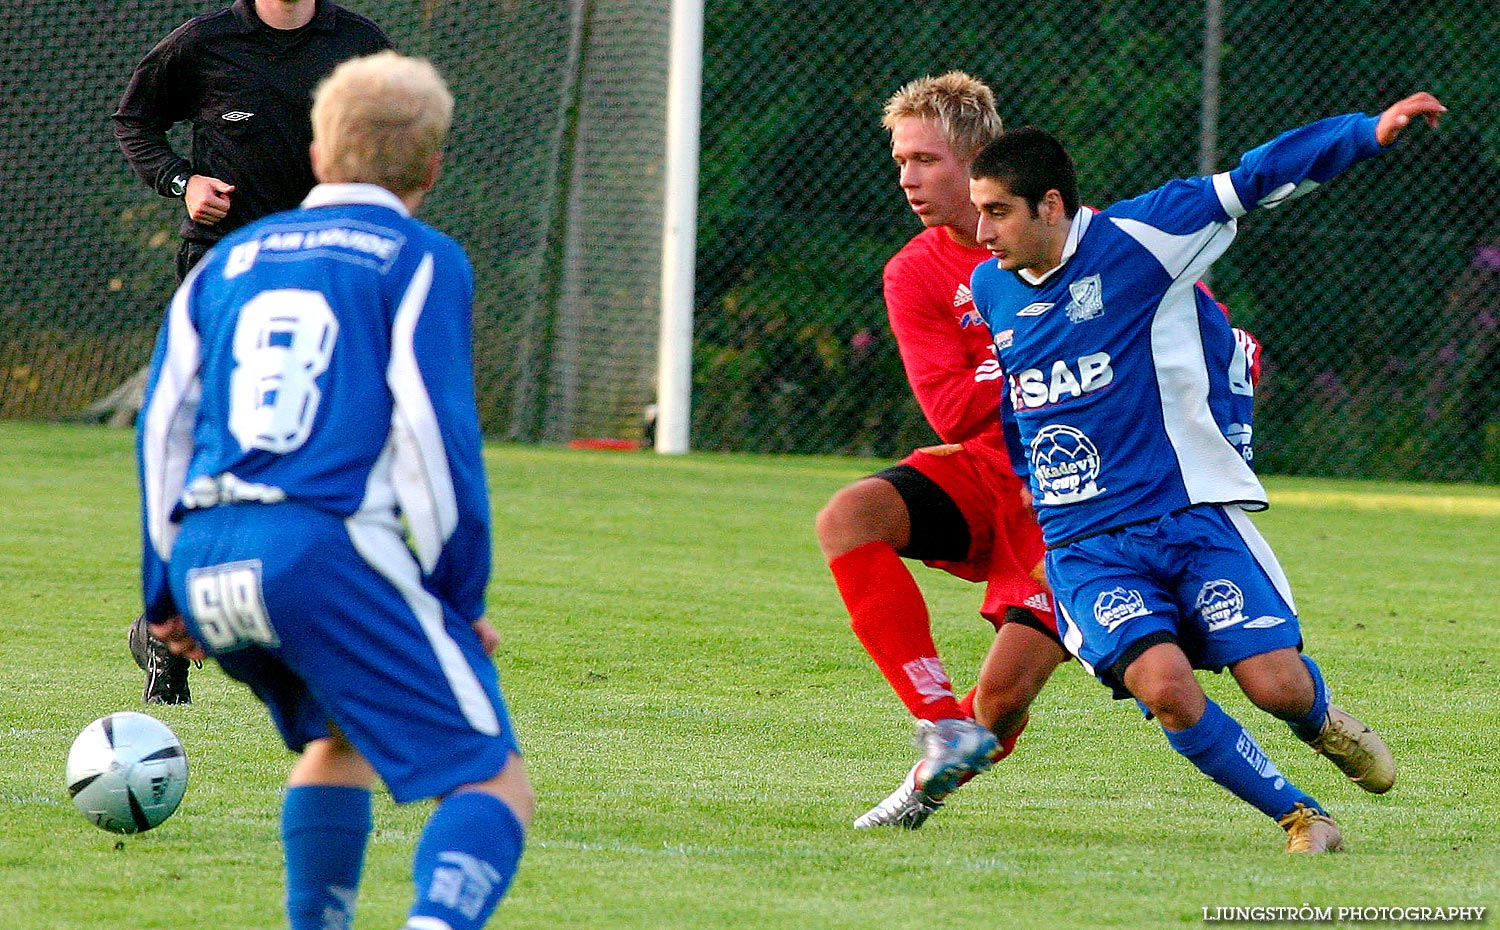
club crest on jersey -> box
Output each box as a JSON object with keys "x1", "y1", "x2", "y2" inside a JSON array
[
  {"x1": 957, "y1": 307, "x2": 985, "y2": 329},
  {"x1": 1093, "y1": 586, "x2": 1148, "y2": 632},
  {"x1": 1030, "y1": 424, "x2": 1104, "y2": 504},
  {"x1": 1065, "y1": 274, "x2": 1105, "y2": 322},
  {"x1": 1196, "y1": 579, "x2": 1248, "y2": 631}
]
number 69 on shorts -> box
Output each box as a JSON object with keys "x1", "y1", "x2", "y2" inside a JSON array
[{"x1": 185, "y1": 560, "x2": 281, "y2": 652}]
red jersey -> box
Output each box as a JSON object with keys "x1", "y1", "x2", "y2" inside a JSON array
[{"x1": 883, "y1": 225, "x2": 1014, "y2": 476}]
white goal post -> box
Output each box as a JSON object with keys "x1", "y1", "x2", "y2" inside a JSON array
[{"x1": 654, "y1": 0, "x2": 703, "y2": 454}]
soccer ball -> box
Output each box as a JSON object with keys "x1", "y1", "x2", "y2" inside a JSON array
[{"x1": 66, "y1": 712, "x2": 189, "y2": 834}]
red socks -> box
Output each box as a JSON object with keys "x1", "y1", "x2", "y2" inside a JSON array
[{"x1": 830, "y1": 541, "x2": 963, "y2": 721}]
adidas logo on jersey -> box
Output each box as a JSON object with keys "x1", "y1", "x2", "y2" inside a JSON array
[{"x1": 952, "y1": 284, "x2": 973, "y2": 307}]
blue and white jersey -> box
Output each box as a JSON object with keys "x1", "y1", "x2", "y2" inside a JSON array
[
  {"x1": 139, "y1": 183, "x2": 490, "y2": 625},
  {"x1": 972, "y1": 113, "x2": 1386, "y2": 545}
]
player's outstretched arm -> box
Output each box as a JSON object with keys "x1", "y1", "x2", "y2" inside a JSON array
[{"x1": 1375, "y1": 92, "x2": 1447, "y2": 146}]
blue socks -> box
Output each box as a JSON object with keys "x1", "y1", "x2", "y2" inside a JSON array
[
  {"x1": 1165, "y1": 698, "x2": 1320, "y2": 820},
  {"x1": 282, "y1": 785, "x2": 373, "y2": 930},
  {"x1": 407, "y1": 790, "x2": 526, "y2": 930},
  {"x1": 281, "y1": 785, "x2": 525, "y2": 930},
  {"x1": 1285, "y1": 654, "x2": 1332, "y2": 742}
]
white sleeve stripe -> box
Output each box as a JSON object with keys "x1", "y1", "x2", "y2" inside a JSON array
[
  {"x1": 1110, "y1": 216, "x2": 1235, "y2": 281},
  {"x1": 142, "y1": 272, "x2": 204, "y2": 558},
  {"x1": 1212, "y1": 172, "x2": 1246, "y2": 218},
  {"x1": 387, "y1": 253, "x2": 459, "y2": 573},
  {"x1": 1258, "y1": 178, "x2": 1322, "y2": 210}
]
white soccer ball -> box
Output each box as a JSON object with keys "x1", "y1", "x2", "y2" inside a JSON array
[{"x1": 66, "y1": 712, "x2": 189, "y2": 834}]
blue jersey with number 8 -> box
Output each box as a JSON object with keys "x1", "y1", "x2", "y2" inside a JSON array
[{"x1": 139, "y1": 183, "x2": 490, "y2": 628}]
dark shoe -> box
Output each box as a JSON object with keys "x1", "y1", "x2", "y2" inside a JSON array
[
  {"x1": 130, "y1": 613, "x2": 192, "y2": 705},
  {"x1": 127, "y1": 612, "x2": 153, "y2": 671}
]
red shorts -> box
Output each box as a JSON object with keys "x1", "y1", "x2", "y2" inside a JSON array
[{"x1": 899, "y1": 443, "x2": 1056, "y2": 633}]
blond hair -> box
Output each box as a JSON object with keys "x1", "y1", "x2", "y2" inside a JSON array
[
  {"x1": 882, "y1": 71, "x2": 1003, "y2": 161},
  {"x1": 311, "y1": 51, "x2": 454, "y2": 195}
]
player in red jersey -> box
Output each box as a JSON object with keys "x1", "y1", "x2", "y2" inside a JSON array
[{"x1": 817, "y1": 72, "x2": 1068, "y2": 828}]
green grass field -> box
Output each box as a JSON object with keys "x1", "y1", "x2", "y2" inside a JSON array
[{"x1": 2, "y1": 421, "x2": 1497, "y2": 929}]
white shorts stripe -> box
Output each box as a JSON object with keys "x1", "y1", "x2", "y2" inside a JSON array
[
  {"x1": 1220, "y1": 504, "x2": 1298, "y2": 615},
  {"x1": 344, "y1": 516, "x2": 501, "y2": 736},
  {"x1": 1053, "y1": 596, "x2": 1096, "y2": 677}
]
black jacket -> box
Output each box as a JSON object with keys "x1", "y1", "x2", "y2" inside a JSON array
[{"x1": 112, "y1": 0, "x2": 391, "y2": 243}]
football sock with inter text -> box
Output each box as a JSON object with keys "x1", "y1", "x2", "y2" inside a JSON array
[
  {"x1": 1164, "y1": 698, "x2": 1322, "y2": 821},
  {"x1": 406, "y1": 790, "x2": 525, "y2": 930}
]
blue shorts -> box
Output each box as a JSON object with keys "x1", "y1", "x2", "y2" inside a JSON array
[
  {"x1": 168, "y1": 502, "x2": 519, "y2": 803},
  {"x1": 1047, "y1": 504, "x2": 1303, "y2": 698}
]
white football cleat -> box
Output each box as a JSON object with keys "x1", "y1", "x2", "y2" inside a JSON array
[{"x1": 854, "y1": 763, "x2": 943, "y2": 830}]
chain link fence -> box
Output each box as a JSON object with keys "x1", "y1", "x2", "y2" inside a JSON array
[
  {"x1": 2, "y1": 1, "x2": 1497, "y2": 480},
  {"x1": 693, "y1": 0, "x2": 1500, "y2": 483},
  {"x1": 0, "y1": 0, "x2": 667, "y2": 442}
]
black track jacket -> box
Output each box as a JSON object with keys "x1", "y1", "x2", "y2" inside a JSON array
[{"x1": 112, "y1": 0, "x2": 391, "y2": 244}]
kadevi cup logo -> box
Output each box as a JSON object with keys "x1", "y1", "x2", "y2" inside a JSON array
[
  {"x1": 1030, "y1": 424, "x2": 1104, "y2": 504},
  {"x1": 1093, "y1": 586, "x2": 1149, "y2": 632},
  {"x1": 1195, "y1": 579, "x2": 1247, "y2": 631}
]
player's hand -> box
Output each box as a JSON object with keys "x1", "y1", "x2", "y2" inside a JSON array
[
  {"x1": 185, "y1": 175, "x2": 235, "y2": 225},
  {"x1": 146, "y1": 614, "x2": 208, "y2": 662},
  {"x1": 1375, "y1": 92, "x2": 1446, "y2": 146},
  {"x1": 472, "y1": 617, "x2": 501, "y2": 655}
]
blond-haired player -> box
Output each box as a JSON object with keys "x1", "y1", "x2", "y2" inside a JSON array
[
  {"x1": 140, "y1": 52, "x2": 533, "y2": 928},
  {"x1": 819, "y1": 73, "x2": 1068, "y2": 828}
]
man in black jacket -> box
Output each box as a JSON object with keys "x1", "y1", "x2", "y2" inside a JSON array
[{"x1": 113, "y1": 0, "x2": 391, "y2": 703}]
